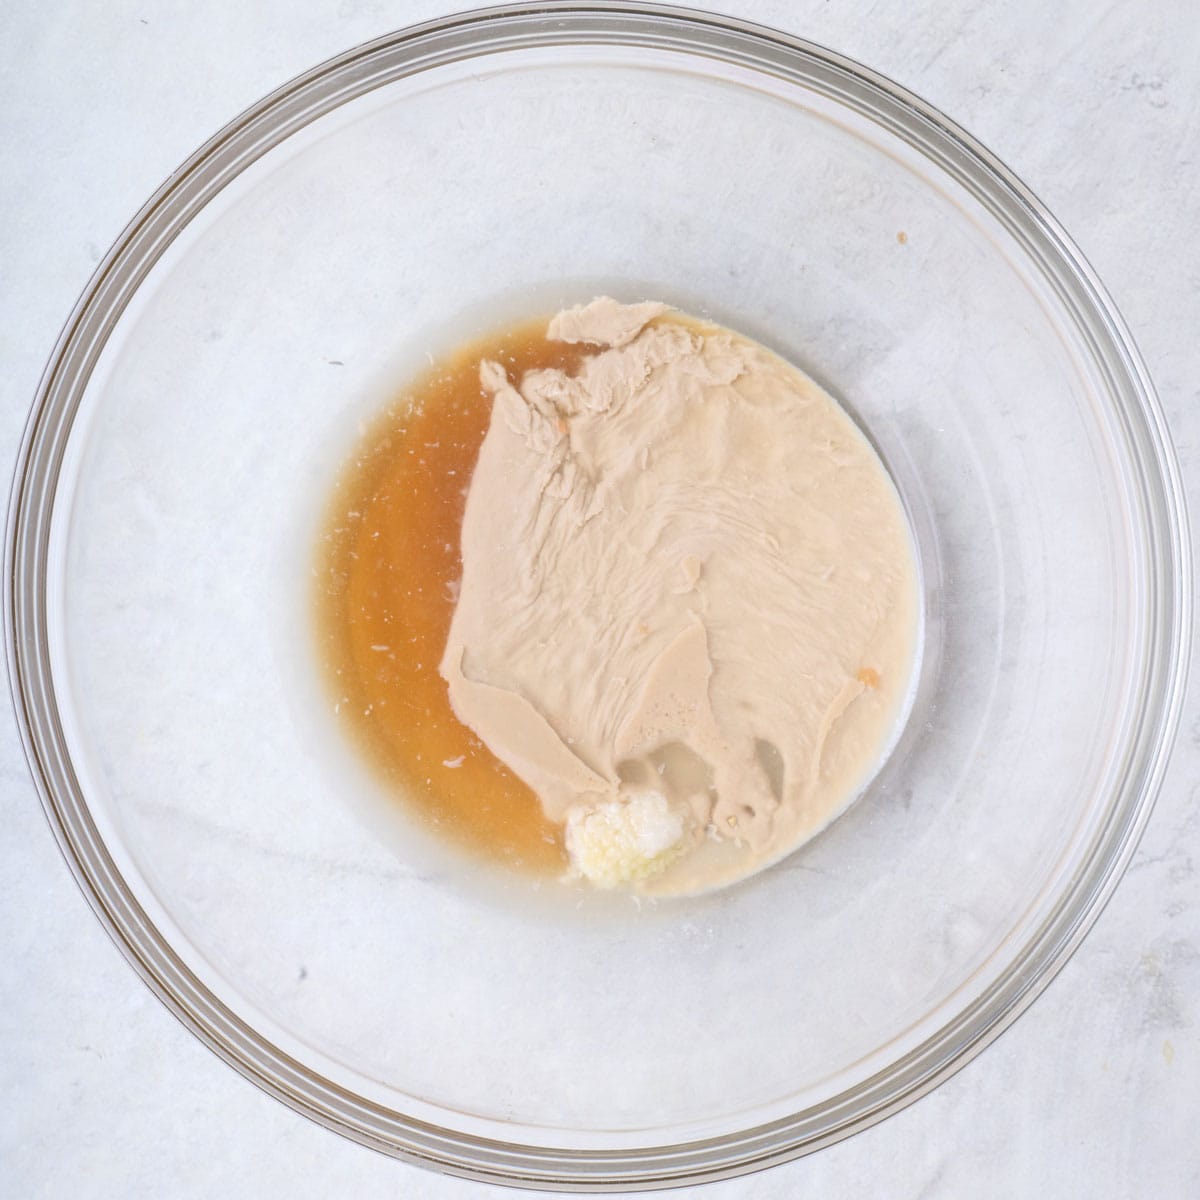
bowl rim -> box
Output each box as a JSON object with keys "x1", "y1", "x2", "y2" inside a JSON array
[{"x1": 5, "y1": 1, "x2": 1192, "y2": 1189}]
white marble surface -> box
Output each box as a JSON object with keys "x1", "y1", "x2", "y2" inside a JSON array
[{"x1": 1, "y1": 1, "x2": 1197, "y2": 1196}]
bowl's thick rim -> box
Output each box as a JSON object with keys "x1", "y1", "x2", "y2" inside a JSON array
[{"x1": 5, "y1": 2, "x2": 1192, "y2": 1190}]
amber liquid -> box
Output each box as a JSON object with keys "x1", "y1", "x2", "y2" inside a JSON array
[{"x1": 315, "y1": 320, "x2": 591, "y2": 875}]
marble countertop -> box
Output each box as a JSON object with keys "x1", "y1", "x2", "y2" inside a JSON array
[{"x1": 2, "y1": 2, "x2": 1197, "y2": 1196}]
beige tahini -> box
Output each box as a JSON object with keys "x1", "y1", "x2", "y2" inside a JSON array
[{"x1": 441, "y1": 299, "x2": 918, "y2": 893}]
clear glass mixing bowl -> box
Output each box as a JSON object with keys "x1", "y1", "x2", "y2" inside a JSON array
[{"x1": 6, "y1": 3, "x2": 1190, "y2": 1189}]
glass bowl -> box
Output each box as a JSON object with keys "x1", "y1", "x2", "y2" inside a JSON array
[{"x1": 6, "y1": 2, "x2": 1190, "y2": 1189}]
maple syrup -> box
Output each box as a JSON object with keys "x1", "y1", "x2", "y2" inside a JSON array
[{"x1": 315, "y1": 319, "x2": 590, "y2": 875}]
